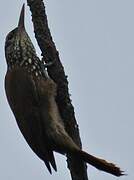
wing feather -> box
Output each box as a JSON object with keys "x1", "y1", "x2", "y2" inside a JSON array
[{"x1": 5, "y1": 68, "x2": 56, "y2": 173}]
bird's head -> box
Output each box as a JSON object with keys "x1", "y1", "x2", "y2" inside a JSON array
[{"x1": 5, "y1": 4, "x2": 36, "y2": 68}]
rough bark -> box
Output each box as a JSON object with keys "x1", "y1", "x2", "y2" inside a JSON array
[{"x1": 27, "y1": 0, "x2": 88, "y2": 180}]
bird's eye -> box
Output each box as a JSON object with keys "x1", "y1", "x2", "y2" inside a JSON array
[
  {"x1": 5, "y1": 28, "x2": 18, "y2": 49},
  {"x1": 5, "y1": 37, "x2": 13, "y2": 49},
  {"x1": 6, "y1": 30, "x2": 15, "y2": 41},
  {"x1": 6, "y1": 28, "x2": 18, "y2": 42}
]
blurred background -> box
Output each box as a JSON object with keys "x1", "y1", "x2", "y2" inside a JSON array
[{"x1": 0, "y1": 0, "x2": 133, "y2": 180}]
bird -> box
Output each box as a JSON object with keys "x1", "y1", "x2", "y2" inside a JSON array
[{"x1": 5, "y1": 4, "x2": 124, "y2": 176}]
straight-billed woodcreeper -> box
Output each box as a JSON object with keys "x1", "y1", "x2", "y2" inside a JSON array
[{"x1": 4, "y1": 4, "x2": 124, "y2": 176}]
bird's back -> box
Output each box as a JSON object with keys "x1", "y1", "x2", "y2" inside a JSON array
[{"x1": 5, "y1": 67, "x2": 43, "y2": 148}]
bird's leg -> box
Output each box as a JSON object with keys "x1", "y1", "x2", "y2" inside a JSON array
[
  {"x1": 41, "y1": 57, "x2": 56, "y2": 68},
  {"x1": 44, "y1": 60, "x2": 56, "y2": 68}
]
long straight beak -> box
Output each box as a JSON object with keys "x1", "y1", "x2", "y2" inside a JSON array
[{"x1": 18, "y1": 4, "x2": 25, "y2": 30}]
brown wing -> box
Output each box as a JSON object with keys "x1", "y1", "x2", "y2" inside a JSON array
[{"x1": 5, "y1": 67, "x2": 57, "y2": 173}]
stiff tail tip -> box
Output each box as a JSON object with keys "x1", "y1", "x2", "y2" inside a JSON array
[{"x1": 78, "y1": 150, "x2": 125, "y2": 177}]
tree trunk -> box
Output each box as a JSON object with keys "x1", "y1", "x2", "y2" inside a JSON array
[{"x1": 27, "y1": 0, "x2": 88, "y2": 180}]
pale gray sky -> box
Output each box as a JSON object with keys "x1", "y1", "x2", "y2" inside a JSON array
[{"x1": 0, "y1": 0, "x2": 133, "y2": 180}]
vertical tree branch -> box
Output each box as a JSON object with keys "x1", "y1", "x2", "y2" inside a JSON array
[{"x1": 27, "y1": 0, "x2": 88, "y2": 179}]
